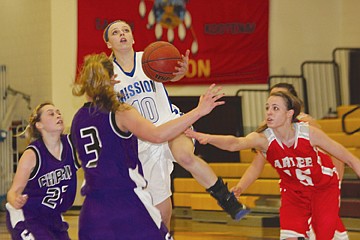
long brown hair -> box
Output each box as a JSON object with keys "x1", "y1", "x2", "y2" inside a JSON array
[
  {"x1": 256, "y1": 91, "x2": 302, "y2": 133},
  {"x1": 73, "y1": 53, "x2": 129, "y2": 112}
]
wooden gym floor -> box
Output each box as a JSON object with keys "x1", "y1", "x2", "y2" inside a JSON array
[{"x1": 1, "y1": 210, "x2": 360, "y2": 240}]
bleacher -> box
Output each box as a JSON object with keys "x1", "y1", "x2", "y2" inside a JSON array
[
  {"x1": 318, "y1": 105, "x2": 360, "y2": 231},
  {"x1": 172, "y1": 104, "x2": 360, "y2": 230}
]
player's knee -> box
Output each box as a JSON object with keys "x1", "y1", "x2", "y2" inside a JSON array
[{"x1": 175, "y1": 151, "x2": 197, "y2": 167}]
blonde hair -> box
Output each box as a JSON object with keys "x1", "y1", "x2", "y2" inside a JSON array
[
  {"x1": 18, "y1": 102, "x2": 54, "y2": 142},
  {"x1": 73, "y1": 52, "x2": 129, "y2": 113}
]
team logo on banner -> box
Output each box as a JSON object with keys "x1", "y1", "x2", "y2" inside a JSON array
[
  {"x1": 78, "y1": 0, "x2": 269, "y2": 84},
  {"x1": 139, "y1": 0, "x2": 198, "y2": 54}
]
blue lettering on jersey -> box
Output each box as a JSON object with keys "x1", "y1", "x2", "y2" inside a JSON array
[
  {"x1": 118, "y1": 80, "x2": 156, "y2": 102},
  {"x1": 38, "y1": 165, "x2": 72, "y2": 187}
]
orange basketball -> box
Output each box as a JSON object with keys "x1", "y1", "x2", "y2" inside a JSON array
[{"x1": 142, "y1": 41, "x2": 182, "y2": 82}]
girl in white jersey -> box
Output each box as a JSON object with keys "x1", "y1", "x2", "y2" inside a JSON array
[
  {"x1": 185, "y1": 91, "x2": 360, "y2": 239},
  {"x1": 103, "y1": 20, "x2": 249, "y2": 229}
]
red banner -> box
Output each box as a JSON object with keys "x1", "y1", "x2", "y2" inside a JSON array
[{"x1": 78, "y1": 0, "x2": 269, "y2": 84}]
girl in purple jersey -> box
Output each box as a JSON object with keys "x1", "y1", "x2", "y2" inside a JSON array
[
  {"x1": 71, "y1": 53, "x2": 224, "y2": 240},
  {"x1": 6, "y1": 102, "x2": 80, "y2": 240}
]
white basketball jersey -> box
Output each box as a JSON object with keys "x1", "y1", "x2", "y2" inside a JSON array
[{"x1": 113, "y1": 52, "x2": 180, "y2": 126}]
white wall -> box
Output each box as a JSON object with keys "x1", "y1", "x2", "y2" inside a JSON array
[
  {"x1": 1, "y1": 0, "x2": 360, "y2": 127},
  {"x1": 0, "y1": 0, "x2": 52, "y2": 122},
  {"x1": 51, "y1": 0, "x2": 82, "y2": 126},
  {"x1": 269, "y1": 0, "x2": 341, "y2": 74}
]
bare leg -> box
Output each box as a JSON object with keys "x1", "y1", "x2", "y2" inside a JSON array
[
  {"x1": 155, "y1": 197, "x2": 172, "y2": 231},
  {"x1": 169, "y1": 133, "x2": 250, "y2": 220},
  {"x1": 168, "y1": 133, "x2": 217, "y2": 188}
]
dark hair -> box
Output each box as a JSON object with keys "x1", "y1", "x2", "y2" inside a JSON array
[
  {"x1": 270, "y1": 83, "x2": 298, "y2": 97},
  {"x1": 256, "y1": 91, "x2": 302, "y2": 133},
  {"x1": 270, "y1": 82, "x2": 305, "y2": 109}
]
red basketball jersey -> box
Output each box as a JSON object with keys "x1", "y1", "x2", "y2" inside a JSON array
[{"x1": 263, "y1": 122, "x2": 339, "y2": 191}]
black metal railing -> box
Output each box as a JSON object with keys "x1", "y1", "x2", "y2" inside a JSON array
[
  {"x1": 300, "y1": 60, "x2": 340, "y2": 119},
  {"x1": 235, "y1": 47, "x2": 360, "y2": 134},
  {"x1": 342, "y1": 105, "x2": 360, "y2": 135},
  {"x1": 235, "y1": 89, "x2": 269, "y2": 135}
]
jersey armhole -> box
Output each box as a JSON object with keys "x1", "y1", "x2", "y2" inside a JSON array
[
  {"x1": 67, "y1": 134, "x2": 82, "y2": 170},
  {"x1": 26, "y1": 146, "x2": 40, "y2": 180},
  {"x1": 110, "y1": 112, "x2": 133, "y2": 139}
]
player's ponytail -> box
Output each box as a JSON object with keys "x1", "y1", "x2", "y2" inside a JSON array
[{"x1": 73, "y1": 53, "x2": 130, "y2": 113}]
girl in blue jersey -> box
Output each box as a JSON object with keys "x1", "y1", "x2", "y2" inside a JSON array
[
  {"x1": 71, "y1": 53, "x2": 224, "y2": 240},
  {"x1": 103, "y1": 20, "x2": 249, "y2": 229},
  {"x1": 6, "y1": 102, "x2": 80, "y2": 240}
]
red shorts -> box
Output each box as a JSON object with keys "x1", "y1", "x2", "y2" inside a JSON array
[
  {"x1": 279, "y1": 184, "x2": 340, "y2": 239},
  {"x1": 309, "y1": 210, "x2": 349, "y2": 240}
]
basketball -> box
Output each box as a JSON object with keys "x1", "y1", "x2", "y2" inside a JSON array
[{"x1": 142, "y1": 41, "x2": 182, "y2": 82}]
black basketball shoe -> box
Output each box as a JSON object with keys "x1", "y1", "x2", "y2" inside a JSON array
[{"x1": 207, "y1": 177, "x2": 250, "y2": 220}]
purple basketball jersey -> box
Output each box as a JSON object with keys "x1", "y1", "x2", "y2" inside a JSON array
[
  {"x1": 71, "y1": 103, "x2": 172, "y2": 239},
  {"x1": 6, "y1": 134, "x2": 80, "y2": 239}
]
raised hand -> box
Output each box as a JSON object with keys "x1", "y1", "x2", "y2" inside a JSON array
[
  {"x1": 195, "y1": 83, "x2": 225, "y2": 117},
  {"x1": 172, "y1": 49, "x2": 190, "y2": 81}
]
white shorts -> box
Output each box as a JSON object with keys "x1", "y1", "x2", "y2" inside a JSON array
[
  {"x1": 138, "y1": 104, "x2": 183, "y2": 205},
  {"x1": 138, "y1": 139, "x2": 175, "y2": 206}
]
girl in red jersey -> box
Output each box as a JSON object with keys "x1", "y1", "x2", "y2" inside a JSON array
[
  {"x1": 234, "y1": 83, "x2": 349, "y2": 240},
  {"x1": 185, "y1": 91, "x2": 360, "y2": 239}
]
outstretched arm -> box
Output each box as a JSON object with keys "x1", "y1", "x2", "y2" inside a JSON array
[
  {"x1": 185, "y1": 129, "x2": 267, "y2": 152},
  {"x1": 117, "y1": 84, "x2": 225, "y2": 143},
  {"x1": 231, "y1": 151, "x2": 267, "y2": 197},
  {"x1": 298, "y1": 113, "x2": 345, "y2": 180},
  {"x1": 310, "y1": 126, "x2": 360, "y2": 177}
]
